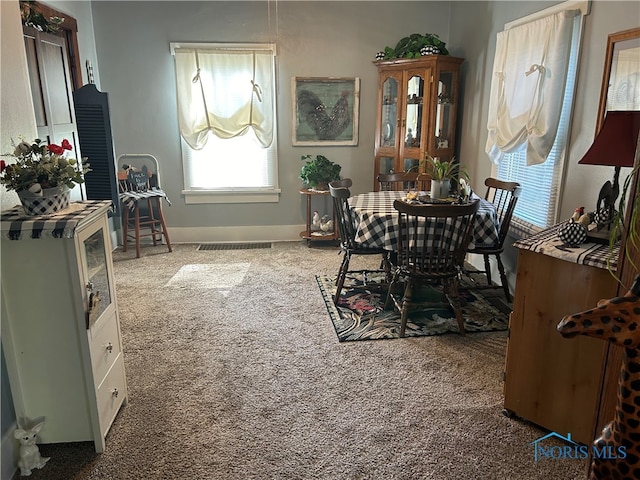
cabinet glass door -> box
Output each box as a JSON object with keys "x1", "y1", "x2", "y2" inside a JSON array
[
  {"x1": 404, "y1": 75, "x2": 424, "y2": 149},
  {"x1": 380, "y1": 77, "x2": 398, "y2": 148},
  {"x1": 435, "y1": 71, "x2": 455, "y2": 151},
  {"x1": 83, "y1": 228, "x2": 112, "y2": 327}
]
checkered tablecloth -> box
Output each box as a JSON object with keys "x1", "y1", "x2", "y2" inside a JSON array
[
  {"x1": 349, "y1": 191, "x2": 499, "y2": 251},
  {"x1": 1, "y1": 201, "x2": 113, "y2": 240},
  {"x1": 513, "y1": 223, "x2": 619, "y2": 271},
  {"x1": 119, "y1": 188, "x2": 171, "y2": 211}
]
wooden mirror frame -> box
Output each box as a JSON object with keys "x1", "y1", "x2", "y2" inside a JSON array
[{"x1": 596, "y1": 27, "x2": 640, "y2": 134}]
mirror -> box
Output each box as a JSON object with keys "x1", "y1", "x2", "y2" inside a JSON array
[{"x1": 596, "y1": 27, "x2": 640, "y2": 133}]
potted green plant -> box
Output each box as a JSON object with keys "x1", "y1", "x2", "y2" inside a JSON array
[
  {"x1": 300, "y1": 154, "x2": 341, "y2": 191},
  {"x1": 421, "y1": 155, "x2": 469, "y2": 199},
  {"x1": 378, "y1": 33, "x2": 450, "y2": 60}
]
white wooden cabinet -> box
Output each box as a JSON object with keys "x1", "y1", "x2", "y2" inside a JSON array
[{"x1": 1, "y1": 201, "x2": 126, "y2": 452}]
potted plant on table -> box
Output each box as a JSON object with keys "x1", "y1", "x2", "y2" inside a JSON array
[
  {"x1": 422, "y1": 155, "x2": 469, "y2": 199},
  {"x1": 0, "y1": 137, "x2": 90, "y2": 215},
  {"x1": 299, "y1": 154, "x2": 342, "y2": 191}
]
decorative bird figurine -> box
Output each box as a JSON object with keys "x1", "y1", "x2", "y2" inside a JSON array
[
  {"x1": 577, "y1": 213, "x2": 591, "y2": 228},
  {"x1": 572, "y1": 206, "x2": 584, "y2": 222},
  {"x1": 312, "y1": 211, "x2": 321, "y2": 228},
  {"x1": 320, "y1": 216, "x2": 334, "y2": 232}
]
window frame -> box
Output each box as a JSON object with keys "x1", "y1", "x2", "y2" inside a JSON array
[{"x1": 170, "y1": 42, "x2": 280, "y2": 204}]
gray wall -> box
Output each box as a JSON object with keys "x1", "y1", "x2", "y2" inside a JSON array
[
  {"x1": 84, "y1": 0, "x2": 639, "y2": 240},
  {"x1": 88, "y1": 1, "x2": 453, "y2": 238}
]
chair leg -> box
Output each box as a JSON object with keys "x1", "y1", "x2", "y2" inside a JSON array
[
  {"x1": 444, "y1": 278, "x2": 466, "y2": 335},
  {"x1": 122, "y1": 205, "x2": 129, "y2": 252},
  {"x1": 496, "y1": 255, "x2": 512, "y2": 303},
  {"x1": 399, "y1": 281, "x2": 414, "y2": 338},
  {"x1": 334, "y1": 252, "x2": 351, "y2": 304},
  {"x1": 157, "y1": 200, "x2": 172, "y2": 253},
  {"x1": 134, "y1": 205, "x2": 141, "y2": 258},
  {"x1": 483, "y1": 254, "x2": 492, "y2": 285},
  {"x1": 147, "y1": 198, "x2": 158, "y2": 246}
]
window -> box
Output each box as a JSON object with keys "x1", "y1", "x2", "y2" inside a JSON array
[
  {"x1": 486, "y1": 2, "x2": 588, "y2": 235},
  {"x1": 171, "y1": 43, "x2": 279, "y2": 204}
]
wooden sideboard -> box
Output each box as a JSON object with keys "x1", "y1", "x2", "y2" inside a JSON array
[{"x1": 503, "y1": 226, "x2": 618, "y2": 445}]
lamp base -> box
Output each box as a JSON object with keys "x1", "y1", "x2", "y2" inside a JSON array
[{"x1": 586, "y1": 224, "x2": 619, "y2": 245}]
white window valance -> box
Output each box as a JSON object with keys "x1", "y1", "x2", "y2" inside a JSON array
[
  {"x1": 485, "y1": 10, "x2": 579, "y2": 166},
  {"x1": 173, "y1": 46, "x2": 274, "y2": 150}
]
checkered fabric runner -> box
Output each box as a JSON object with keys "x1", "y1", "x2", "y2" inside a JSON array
[
  {"x1": 513, "y1": 222, "x2": 619, "y2": 271},
  {"x1": 119, "y1": 188, "x2": 172, "y2": 211},
  {"x1": 349, "y1": 191, "x2": 499, "y2": 251},
  {"x1": 1, "y1": 201, "x2": 113, "y2": 240}
]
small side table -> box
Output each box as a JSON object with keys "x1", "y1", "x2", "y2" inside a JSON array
[{"x1": 299, "y1": 188, "x2": 338, "y2": 243}]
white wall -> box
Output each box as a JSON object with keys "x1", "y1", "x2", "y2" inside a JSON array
[{"x1": 0, "y1": 1, "x2": 37, "y2": 476}]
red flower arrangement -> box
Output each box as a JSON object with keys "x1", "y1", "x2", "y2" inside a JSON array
[{"x1": 0, "y1": 138, "x2": 90, "y2": 192}]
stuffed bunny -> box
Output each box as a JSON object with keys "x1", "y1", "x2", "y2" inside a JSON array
[{"x1": 14, "y1": 422, "x2": 50, "y2": 476}]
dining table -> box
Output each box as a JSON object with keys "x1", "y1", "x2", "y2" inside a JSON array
[{"x1": 348, "y1": 190, "x2": 500, "y2": 251}]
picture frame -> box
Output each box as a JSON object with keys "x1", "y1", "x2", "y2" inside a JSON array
[{"x1": 292, "y1": 77, "x2": 360, "y2": 146}]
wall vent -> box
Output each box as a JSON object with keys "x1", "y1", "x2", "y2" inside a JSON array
[{"x1": 197, "y1": 243, "x2": 272, "y2": 251}]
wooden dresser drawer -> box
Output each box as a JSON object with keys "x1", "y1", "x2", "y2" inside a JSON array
[
  {"x1": 96, "y1": 355, "x2": 126, "y2": 437},
  {"x1": 89, "y1": 313, "x2": 122, "y2": 382}
]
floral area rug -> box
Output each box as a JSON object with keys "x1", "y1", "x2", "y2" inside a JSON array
[{"x1": 316, "y1": 273, "x2": 510, "y2": 342}]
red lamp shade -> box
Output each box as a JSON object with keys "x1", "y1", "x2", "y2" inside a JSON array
[{"x1": 578, "y1": 111, "x2": 640, "y2": 167}]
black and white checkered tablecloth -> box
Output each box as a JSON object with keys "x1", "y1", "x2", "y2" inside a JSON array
[
  {"x1": 348, "y1": 191, "x2": 499, "y2": 251},
  {"x1": 1, "y1": 201, "x2": 113, "y2": 240},
  {"x1": 513, "y1": 223, "x2": 619, "y2": 271},
  {"x1": 119, "y1": 188, "x2": 171, "y2": 211}
]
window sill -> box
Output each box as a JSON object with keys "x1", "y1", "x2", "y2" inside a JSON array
[{"x1": 182, "y1": 189, "x2": 281, "y2": 204}]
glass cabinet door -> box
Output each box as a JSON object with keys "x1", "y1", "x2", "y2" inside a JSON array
[
  {"x1": 380, "y1": 76, "x2": 398, "y2": 148},
  {"x1": 83, "y1": 227, "x2": 112, "y2": 327},
  {"x1": 404, "y1": 74, "x2": 424, "y2": 150},
  {"x1": 435, "y1": 71, "x2": 456, "y2": 151}
]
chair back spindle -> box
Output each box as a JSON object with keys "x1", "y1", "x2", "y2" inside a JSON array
[{"x1": 377, "y1": 172, "x2": 431, "y2": 192}]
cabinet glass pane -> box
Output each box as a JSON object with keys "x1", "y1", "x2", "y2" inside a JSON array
[
  {"x1": 84, "y1": 229, "x2": 111, "y2": 325},
  {"x1": 403, "y1": 158, "x2": 420, "y2": 172},
  {"x1": 405, "y1": 75, "x2": 424, "y2": 148},
  {"x1": 435, "y1": 72, "x2": 454, "y2": 149},
  {"x1": 378, "y1": 156, "x2": 395, "y2": 174},
  {"x1": 381, "y1": 77, "x2": 398, "y2": 147}
]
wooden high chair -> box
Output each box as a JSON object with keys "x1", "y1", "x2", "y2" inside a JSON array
[{"x1": 117, "y1": 154, "x2": 172, "y2": 258}]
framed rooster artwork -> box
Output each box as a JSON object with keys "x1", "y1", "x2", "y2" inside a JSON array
[{"x1": 292, "y1": 77, "x2": 360, "y2": 146}]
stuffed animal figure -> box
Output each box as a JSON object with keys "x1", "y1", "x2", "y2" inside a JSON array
[{"x1": 14, "y1": 422, "x2": 50, "y2": 476}]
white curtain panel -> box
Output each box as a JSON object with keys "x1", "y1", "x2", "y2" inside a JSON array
[
  {"x1": 485, "y1": 10, "x2": 579, "y2": 166},
  {"x1": 174, "y1": 48, "x2": 274, "y2": 150}
]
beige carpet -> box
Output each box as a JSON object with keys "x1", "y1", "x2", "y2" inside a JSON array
[{"x1": 25, "y1": 242, "x2": 588, "y2": 480}]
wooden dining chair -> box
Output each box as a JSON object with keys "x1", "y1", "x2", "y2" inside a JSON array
[
  {"x1": 385, "y1": 199, "x2": 480, "y2": 337},
  {"x1": 329, "y1": 181, "x2": 389, "y2": 304},
  {"x1": 117, "y1": 154, "x2": 172, "y2": 258},
  {"x1": 464, "y1": 178, "x2": 521, "y2": 303},
  {"x1": 377, "y1": 172, "x2": 430, "y2": 192}
]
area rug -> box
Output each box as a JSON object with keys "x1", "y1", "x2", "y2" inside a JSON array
[{"x1": 316, "y1": 273, "x2": 510, "y2": 342}]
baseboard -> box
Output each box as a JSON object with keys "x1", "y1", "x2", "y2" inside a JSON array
[
  {"x1": 1, "y1": 422, "x2": 17, "y2": 480},
  {"x1": 167, "y1": 224, "x2": 305, "y2": 244}
]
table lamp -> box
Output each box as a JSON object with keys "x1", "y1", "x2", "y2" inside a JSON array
[{"x1": 578, "y1": 110, "x2": 640, "y2": 244}]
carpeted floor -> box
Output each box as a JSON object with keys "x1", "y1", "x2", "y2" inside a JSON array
[
  {"x1": 317, "y1": 272, "x2": 510, "y2": 341},
  {"x1": 21, "y1": 242, "x2": 588, "y2": 480}
]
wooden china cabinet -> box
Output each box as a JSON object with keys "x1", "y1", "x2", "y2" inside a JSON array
[{"x1": 372, "y1": 55, "x2": 464, "y2": 190}]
